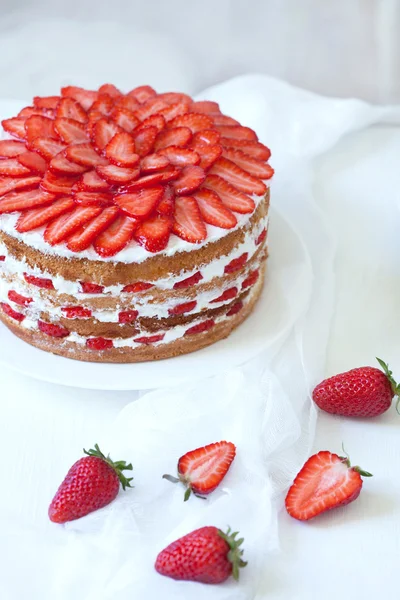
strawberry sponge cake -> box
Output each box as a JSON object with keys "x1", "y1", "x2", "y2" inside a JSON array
[{"x1": 0, "y1": 84, "x2": 272, "y2": 362}]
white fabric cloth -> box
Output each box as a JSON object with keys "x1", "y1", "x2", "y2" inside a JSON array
[{"x1": 1, "y1": 75, "x2": 400, "y2": 599}]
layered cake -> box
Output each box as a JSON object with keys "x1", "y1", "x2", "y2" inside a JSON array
[{"x1": 0, "y1": 84, "x2": 272, "y2": 362}]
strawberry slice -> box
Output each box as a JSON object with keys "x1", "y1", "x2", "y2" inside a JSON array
[
  {"x1": 18, "y1": 107, "x2": 43, "y2": 118},
  {"x1": 78, "y1": 170, "x2": 111, "y2": 192},
  {"x1": 213, "y1": 115, "x2": 240, "y2": 126},
  {"x1": 158, "y1": 92, "x2": 192, "y2": 105},
  {"x1": 140, "y1": 153, "x2": 170, "y2": 173},
  {"x1": 242, "y1": 269, "x2": 259, "y2": 289},
  {"x1": 96, "y1": 164, "x2": 139, "y2": 184},
  {"x1": 0, "y1": 189, "x2": 54, "y2": 214},
  {"x1": 164, "y1": 441, "x2": 236, "y2": 499},
  {"x1": 220, "y1": 138, "x2": 271, "y2": 161},
  {"x1": 224, "y1": 253, "x2": 248, "y2": 274},
  {"x1": 132, "y1": 126, "x2": 158, "y2": 157},
  {"x1": 16, "y1": 197, "x2": 75, "y2": 232},
  {"x1": 67, "y1": 206, "x2": 119, "y2": 251},
  {"x1": 24, "y1": 273, "x2": 54, "y2": 289},
  {"x1": 91, "y1": 94, "x2": 114, "y2": 117},
  {"x1": 80, "y1": 282, "x2": 104, "y2": 294},
  {"x1": 156, "y1": 185, "x2": 175, "y2": 216},
  {"x1": 50, "y1": 153, "x2": 89, "y2": 175},
  {"x1": 0, "y1": 140, "x2": 25, "y2": 158},
  {"x1": 134, "y1": 215, "x2": 173, "y2": 252},
  {"x1": 0, "y1": 302, "x2": 25, "y2": 322},
  {"x1": 0, "y1": 256, "x2": 5, "y2": 261},
  {"x1": 62, "y1": 306, "x2": 92, "y2": 319},
  {"x1": 215, "y1": 125, "x2": 257, "y2": 141},
  {"x1": 25, "y1": 115, "x2": 57, "y2": 143},
  {"x1": 44, "y1": 205, "x2": 102, "y2": 245},
  {"x1": 33, "y1": 96, "x2": 60, "y2": 109},
  {"x1": 193, "y1": 188, "x2": 237, "y2": 229},
  {"x1": 86, "y1": 110, "x2": 104, "y2": 136},
  {"x1": 30, "y1": 137, "x2": 67, "y2": 160},
  {"x1": 285, "y1": 451, "x2": 371, "y2": 521},
  {"x1": 8, "y1": 290, "x2": 33, "y2": 306},
  {"x1": 173, "y1": 165, "x2": 206, "y2": 195},
  {"x1": 173, "y1": 271, "x2": 203, "y2": 289},
  {"x1": 160, "y1": 102, "x2": 190, "y2": 122},
  {"x1": 195, "y1": 144, "x2": 222, "y2": 170},
  {"x1": 17, "y1": 151, "x2": 47, "y2": 174},
  {"x1": 98, "y1": 83, "x2": 122, "y2": 98},
  {"x1": 56, "y1": 97, "x2": 88, "y2": 123},
  {"x1": 41, "y1": 172, "x2": 80, "y2": 194},
  {"x1": 86, "y1": 337, "x2": 114, "y2": 350},
  {"x1": 1, "y1": 118, "x2": 27, "y2": 140},
  {"x1": 154, "y1": 127, "x2": 192, "y2": 151},
  {"x1": 38, "y1": 320, "x2": 69, "y2": 338},
  {"x1": 226, "y1": 301, "x2": 243, "y2": 317},
  {"x1": 61, "y1": 86, "x2": 97, "y2": 111},
  {"x1": 210, "y1": 287, "x2": 238, "y2": 303},
  {"x1": 66, "y1": 143, "x2": 108, "y2": 167},
  {"x1": 256, "y1": 229, "x2": 267, "y2": 245},
  {"x1": 0, "y1": 159, "x2": 31, "y2": 177},
  {"x1": 173, "y1": 196, "x2": 207, "y2": 243},
  {"x1": 54, "y1": 118, "x2": 88, "y2": 144},
  {"x1": 185, "y1": 319, "x2": 215, "y2": 336},
  {"x1": 122, "y1": 282, "x2": 154, "y2": 293},
  {"x1": 134, "y1": 97, "x2": 168, "y2": 121},
  {"x1": 73, "y1": 192, "x2": 113, "y2": 206},
  {"x1": 110, "y1": 108, "x2": 140, "y2": 133},
  {"x1": 134, "y1": 333, "x2": 165, "y2": 344},
  {"x1": 118, "y1": 310, "x2": 139, "y2": 324},
  {"x1": 0, "y1": 176, "x2": 41, "y2": 195},
  {"x1": 115, "y1": 95, "x2": 140, "y2": 112},
  {"x1": 222, "y1": 148, "x2": 274, "y2": 179},
  {"x1": 210, "y1": 157, "x2": 266, "y2": 196},
  {"x1": 204, "y1": 174, "x2": 255, "y2": 214},
  {"x1": 94, "y1": 214, "x2": 138, "y2": 257},
  {"x1": 115, "y1": 186, "x2": 163, "y2": 218},
  {"x1": 158, "y1": 146, "x2": 200, "y2": 167},
  {"x1": 105, "y1": 132, "x2": 139, "y2": 167},
  {"x1": 128, "y1": 85, "x2": 157, "y2": 103},
  {"x1": 125, "y1": 167, "x2": 179, "y2": 189},
  {"x1": 169, "y1": 113, "x2": 213, "y2": 133},
  {"x1": 192, "y1": 129, "x2": 221, "y2": 146},
  {"x1": 168, "y1": 301, "x2": 197, "y2": 316},
  {"x1": 190, "y1": 100, "x2": 221, "y2": 114}
]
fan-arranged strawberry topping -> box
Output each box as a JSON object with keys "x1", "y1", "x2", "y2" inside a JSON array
[{"x1": 0, "y1": 85, "x2": 273, "y2": 256}]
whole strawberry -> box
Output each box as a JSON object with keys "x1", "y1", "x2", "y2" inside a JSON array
[
  {"x1": 312, "y1": 358, "x2": 400, "y2": 417},
  {"x1": 155, "y1": 526, "x2": 247, "y2": 584},
  {"x1": 48, "y1": 444, "x2": 133, "y2": 523}
]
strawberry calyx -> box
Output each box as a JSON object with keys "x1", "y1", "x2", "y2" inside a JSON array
[
  {"x1": 162, "y1": 473, "x2": 205, "y2": 501},
  {"x1": 217, "y1": 527, "x2": 247, "y2": 581},
  {"x1": 83, "y1": 443, "x2": 133, "y2": 490},
  {"x1": 340, "y1": 444, "x2": 373, "y2": 477},
  {"x1": 376, "y1": 357, "x2": 400, "y2": 413}
]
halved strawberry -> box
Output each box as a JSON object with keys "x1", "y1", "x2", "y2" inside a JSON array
[
  {"x1": 17, "y1": 151, "x2": 47, "y2": 174},
  {"x1": 220, "y1": 138, "x2": 271, "y2": 161},
  {"x1": 73, "y1": 192, "x2": 113, "y2": 206},
  {"x1": 195, "y1": 144, "x2": 222, "y2": 170},
  {"x1": 115, "y1": 186, "x2": 163, "y2": 218},
  {"x1": 158, "y1": 92, "x2": 192, "y2": 105},
  {"x1": 210, "y1": 287, "x2": 238, "y2": 303},
  {"x1": 90, "y1": 94, "x2": 114, "y2": 117},
  {"x1": 65, "y1": 143, "x2": 108, "y2": 167},
  {"x1": 0, "y1": 302, "x2": 25, "y2": 322},
  {"x1": 33, "y1": 96, "x2": 60, "y2": 110},
  {"x1": 132, "y1": 126, "x2": 158, "y2": 157},
  {"x1": 0, "y1": 159, "x2": 31, "y2": 177},
  {"x1": 24, "y1": 273, "x2": 54, "y2": 289},
  {"x1": 137, "y1": 114, "x2": 166, "y2": 133},
  {"x1": 256, "y1": 229, "x2": 267, "y2": 245},
  {"x1": 0, "y1": 176, "x2": 41, "y2": 196},
  {"x1": 61, "y1": 86, "x2": 97, "y2": 111},
  {"x1": 44, "y1": 205, "x2": 102, "y2": 245},
  {"x1": 80, "y1": 282, "x2": 104, "y2": 294},
  {"x1": 50, "y1": 153, "x2": 89, "y2": 175},
  {"x1": 192, "y1": 129, "x2": 221, "y2": 146},
  {"x1": 204, "y1": 175, "x2": 255, "y2": 214},
  {"x1": 134, "y1": 333, "x2": 165, "y2": 344},
  {"x1": 158, "y1": 146, "x2": 200, "y2": 167},
  {"x1": 160, "y1": 102, "x2": 190, "y2": 122},
  {"x1": 242, "y1": 269, "x2": 259, "y2": 289},
  {"x1": 105, "y1": 132, "x2": 139, "y2": 167},
  {"x1": 56, "y1": 97, "x2": 88, "y2": 123},
  {"x1": 110, "y1": 107, "x2": 140, "y2": 133},
  {"x1": 140, "y1": 153, "x2": 170, "y2": 173},
  {"x1": 98, "y1": 83, "x2": 122, "y2": 98},
  {"x1": 125, "y1": 167, "x2": 179, "y2": 189},
  {"x1": 134, "y1": 215, "x2": 173, "y2": 252},
  {"x1": 0, "y1": 140, "x2": 25, "y2": 158},
  {"x1": 190, "y1": 101, "x2": 221, "y2": 114},
  {"x1": 128, "y1": 85, "x2": 157, "y2": 104},
  {"x1": 213, "y1": 115, "x2": 239, "y2": 126},
  {"x1": 210, "y1": 158, "x2": 266, "y2": 196},
  {"x1": 154, "y1": 127, "x2": 192, "y2": 151},
  {"x1": 156, "y1": 185, "x2": 175, "y2": 216},
  {"x1": 8, "y1": 290, "x2": 33, "y2": 306},
  {"x1": 38, "y1": 320, "x2": 69, "y2": 338},
  {"x1": 173, "y1": 271, "x2": 203, "y2": 289},
  {"x1": 122, "y1": 282, "x2": 154, "y2": 293},
  {"x1": 54, "y1": 118, "x2": 88, "y2": 144},
  {"x1": 222, "y1": 148, "x2": 274, "y2": 179},
  {"x1": 285, "y1": 451, "x2": 371, "y2": 521},
  {"x1": 118, "y1": 310, "x2": 139, "y2": 324},
  {"x1": 168, "y1": 301, "x2": 197, "y2": 316},
  {"x1": 185, "y1": 319, "x2": 215, "y2": 336},
  {"x1": 134, "y1": 97, "x2": 168, "y2": 121},
  {"x1": 78, "y1": 170, "x2": 111, "y2": 192},
  {"x1": 226, "y1": 301, "x2": 243, "y2": 317},
  {"x1": 41, "y1": 172, "x2": 80, "y2": 194},
  {"x1": 163, "y1": 441, "x2": 236, "y2": 500},
  {"x1": 96, "y1": 164, "x2": 139, "y2": 184},
  {"x1": 94, "y1": 215, "x2": 138, "y2": 257},
  {"x1": 67, "y1": 206, "x2": 119, "y2": 251},
  {"x1": 173, "y1": 165, "x2": 206, "y2": 195},
  {"x1": 173, "y1": 196, "x2": 207, "y2": 243},
  {"x1": 169, "y1": 113, "x2": 213, "y2": 133},
  {"x1": 224, "y1": 253, "x2": 248, "y2": 274},
  {"x1": 1, "y1": 118, "x2": 27, "y2": 140},
  {"x1": 30, "y1": 137, "x2": 67, "y2": 160},
  {"x1": 114, "y1": 95, "x2": 140, "y2": 112},
  {"x1": 193, "y1": 188, "x2": 237, "y2": 229},
  {"x1": 86, "y1": 337, "x2": 114, "y2": 350},
  {"x1": 16, "y1": 197, "x2": 75, "y2": 232},
  {"x1": 0, "y1": 189, "x2": 54, "y2": 214},
  {"x1": 62, "y1": 306, "x2": 92, "y2": 319},
  {"x1": 25, "y1": 115, "x2": 57, "y2": 143}
]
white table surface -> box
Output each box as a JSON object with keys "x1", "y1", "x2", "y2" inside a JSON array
[{"x1": 1, "y1": 124, "x2": 399, "y2": 598}]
